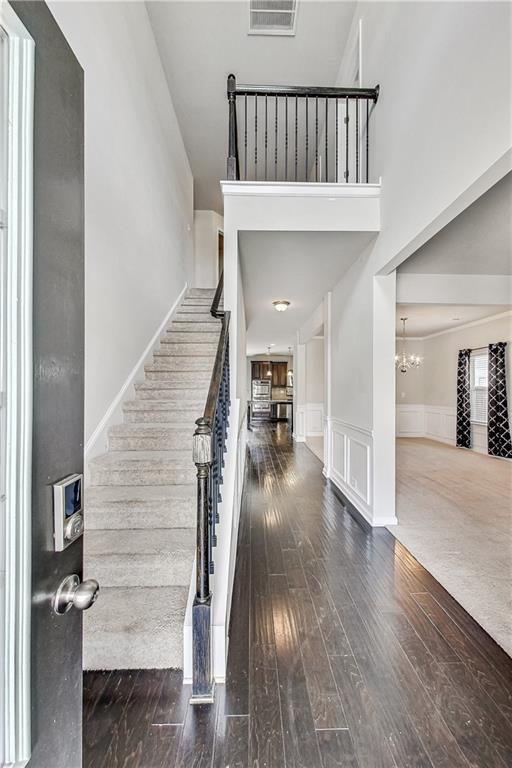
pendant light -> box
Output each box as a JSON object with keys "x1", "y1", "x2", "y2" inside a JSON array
[{"x1": 395, "y1": 318, "x2": 422, "y2": 374}]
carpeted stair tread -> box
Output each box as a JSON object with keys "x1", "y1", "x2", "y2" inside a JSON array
[
  {"x1": 84, "y1": 287, "x2": 219, "y2": 671},
  {"x1": 85, "y1": 484, "x2": 195, "y2": 530}
]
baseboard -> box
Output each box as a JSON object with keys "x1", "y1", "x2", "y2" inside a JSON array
[
  {"x1": 84, "y1": 282, "x2": 188, "y2": 467},
  {"x1": 329, "y1": 479, "x2": 372, "y2": 532}
]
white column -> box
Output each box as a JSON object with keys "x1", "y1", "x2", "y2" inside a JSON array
[
  {"x1": 294, "y1": 331, "x2": 306, "y2": 442},
  {"x1": 372, "y1": 272, "x2": 397, "y2": 525}
]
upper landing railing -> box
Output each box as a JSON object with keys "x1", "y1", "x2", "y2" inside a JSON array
[{"x1": 227, "y1": 74, "x2": 380, "y2": 185}]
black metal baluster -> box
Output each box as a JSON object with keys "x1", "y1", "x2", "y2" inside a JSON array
[
  {"x1": 295, "y1": 95, "x2": 298, "y2": 182},
  {"x1": 366, "y1": 98, "x2": 369, "y2": 183},
  {"x1": 335, "y1": 98, "x2": 339, "y2": 183},
  {"x1": 254, "y1": 95, "x2": 258, "y2": 180},
  {"x1": 244, "y1": 94, "x2": 247, "y2": 180},
  {"x1": 264, "y1": 94, "x2": 268, "y2": 180},
  {"x1": 305, "y1": 95, "x2": 309, "y2": 180},
  {"x1": 315, "y1": 96, "x2": 318, "y2": 182},
  {"x1": 344, "y1": 96, "x2": 349, "y2": 182},
  {"x1": 285, "y1": 96, "x2": 288, "y2": 181},
  {"x1": 325, "y1": 98, "x2": 328, "y2": 183},
  {"x1": 356, "y1": 98, "x2": 359, "y2": 183},
  {"x1": 275, "y1": 95, "x2": 278, "y2": 181}
]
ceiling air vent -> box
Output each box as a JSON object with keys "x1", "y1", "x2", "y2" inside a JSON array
[{"x1": 249, "y1": 0, "x2": 298, "y2": 36}]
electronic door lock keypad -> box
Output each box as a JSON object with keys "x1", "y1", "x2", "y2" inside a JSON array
[{"x1": 53, "y1": 473, "x2": 84, "y2": 551}]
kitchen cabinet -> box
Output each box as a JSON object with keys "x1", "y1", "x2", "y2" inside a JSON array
[
  {"x1": 252, "y1": 360, "x2": 288, "y2": 386},
  {"x1": 272, "y1": 362, "x2": 288, "y2": 387}
]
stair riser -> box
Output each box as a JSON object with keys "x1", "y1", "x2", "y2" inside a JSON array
[
  {"x1": 174, "y1": 314, "x2": 219, "y2": 322},
  {"x1": 182, "y1": 297, "x2": 212, "y2": 305},
  {"x1": 109, "y1": 434, "x2": 191, "y2": 451},
  {"x1": 146, "y1": 359, "x2": 214, "y2": 372},
  {"x1": 90, "y1": 467, "x2": 196, "y2": 486},
  {"x1": 168, "y1": 322, "x2": 219, "y2": 333},
  {"x1": 87, "y1": 552, "x2": 193, "y2": 588},
  {"x1": 187, "y1": 288, "x2": 216, "y2": 296},
  {"x1": 162, "y1": 334, "x2": 220, "y2": 345},
  {"x1": 145, "y1": 371, "x2": 211, "y2": 383},
  {"x1": 124, "y1": 410, "x2": 198, "y2": 424},
  {"x1": 86, "y1": 502, "x2": 195, "y2": 530},
  {"x1": 83, "y1": 618, "x2": 183, "y2": 670},
  {"x1": 156, "y1": 343, "x2": 218, "y2": 356},
  {"x1": 134, "y1": 390, "x2": 205, "y2": 404}
]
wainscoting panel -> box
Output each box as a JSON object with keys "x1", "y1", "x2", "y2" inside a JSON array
[
  {"x1": 396, "y1": 404, "x2": 488, "y2": 455},
  {"x1": 294, "y1": 405, "x2": 306, "y2": 442},
  {"x1": 305, "y1": 403, "x2": 324, "y2": 436},
  {"x1": 327, "y1": 418, "x2": 373, "y2": 523}
]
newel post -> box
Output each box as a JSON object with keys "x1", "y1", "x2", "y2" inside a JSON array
[
  {"x1": 227, "y1": 74, "x2": 239, "y2": 180},
  {"x1": 191, "y1": 417, "x2": 214, "y2": 703}
]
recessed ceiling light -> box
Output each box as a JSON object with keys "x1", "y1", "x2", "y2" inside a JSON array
[{"x1": 273, "y1": 300, "x2": 290, "y2": 312}]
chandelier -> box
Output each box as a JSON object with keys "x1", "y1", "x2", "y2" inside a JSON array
[{"x1": 395, "y1": 317, "x2": 422, "y2": 374}]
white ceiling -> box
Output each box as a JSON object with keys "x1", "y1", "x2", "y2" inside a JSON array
[
  {"x1": 396, "y1": 304, "x2": 511, "y2": 338},
  {"x1": 147, "y1": 0, "x2": 356, "y2": 213},
  {"x1": 398, "y1": 173, "x2": 512, "y2": 275},
  {"x1": 240, "y1": 230, "x2": 376, "y2": 355}
]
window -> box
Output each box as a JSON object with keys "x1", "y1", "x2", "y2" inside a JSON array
[{"x1": 470, "y1": 352, "x2": 488, "y2": 424}]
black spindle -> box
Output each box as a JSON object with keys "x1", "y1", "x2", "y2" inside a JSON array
[
  {"x1": 325, "y1": 98, "x2": 328, "y2": 183},
  {"x1": 366, "y1": 98, "x2": 369, "y2": 183},
  {"x1": 254, "y1": 95, "x2": 258, "y2": 180},
  {"x1": 315, "y1": 96, "x2": 318, "y2": 182},
  {"x1": 275, "y1": 95, "x2": 278, "y2": 181},
  {"x1": 244, "y1": 94, "x2": 247, "y2": 180},
  {"x1": 356, "y1": 99, "x2": 359, "y2": 183},
  {"x1": 294, "y1": 95, "x2": 298, "y2": 182},
  {"x1": 344, "y1": 96, "x2": 349, "y2": 182},
  {"x1": 335, "y1": 98, "x2": 338, "y2": 183},
  {"x1": 305, "y1": 96, "x2": 309, "y2": 180},
  {"x1": 285, "y1": 96, "x2": 288, "y2": 181},
  {"x1": 264, "y1": 95, "x2": 268, "y2": 179}
]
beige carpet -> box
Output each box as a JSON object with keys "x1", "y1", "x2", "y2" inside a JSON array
[{"x1": 389, "y1": 438, "x2": 512, "y2": 656}]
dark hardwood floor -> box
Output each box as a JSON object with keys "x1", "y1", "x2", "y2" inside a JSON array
[{"x1": 84, "y1": 423, "x2": 512, "y2": 768}]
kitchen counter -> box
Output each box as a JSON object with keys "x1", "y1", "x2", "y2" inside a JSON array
[{"x1": 247, "y1": 399, "x2": 293, "y2": 430}]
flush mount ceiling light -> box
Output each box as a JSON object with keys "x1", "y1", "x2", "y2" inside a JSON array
[
  {"x1": 395, "y1": 318, "x2": 422, "y2": 374},
  {"x1": 273, "y1": 300, "x2": 290, "y2": 312}
]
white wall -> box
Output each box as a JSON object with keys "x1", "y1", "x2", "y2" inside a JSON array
[
  {"x1": 194, "y1": 209, "x2": 223, "y2": 288},
  {"x1": 48, "y1": 1, "x2": 194, "y2": 448},
  {"x1": 306, "y1": 338, "x2": 324, "y2": 404},
  {"x1": 340, "y1": 2, "x2": 512, "y2": 275},
  {"x1": 326, "y1": 1, "x2": 511, "y2": 524},
  {"x1": 396, "y1": 314, "x2": 512, "y2": 453},
  {"x1": 395, "y1": 340, "x2": 425, "y2": 405}
]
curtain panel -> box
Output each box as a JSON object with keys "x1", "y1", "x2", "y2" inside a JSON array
[
  {"x1": 456, "y1": 349, "x2": 471, "y2": 448},
  {"x1": 488, "y1": 342, "x2": 512, "y2": 458}
]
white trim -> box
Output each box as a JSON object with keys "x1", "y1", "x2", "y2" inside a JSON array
[
  {"x1": 220, "y1": 180, "x2": 381, "y2": 198},
  {"x1": 418, "y1": 310, "x2": 512, "y2": 341},
  {"x1": 0, "y1": 4, "x2": 34, "y2": 766},
  {"x1": 84, "y1": 283, "x2": 188, "y2": 464}
]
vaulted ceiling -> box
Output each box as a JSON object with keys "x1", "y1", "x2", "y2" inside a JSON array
[{"x1": 147, "y1": 0, "x2": 356, "y2": 213}]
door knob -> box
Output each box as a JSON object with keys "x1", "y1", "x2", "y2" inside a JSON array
[{"x1": 53, "y1": 574, "x2": 100, "y2": 615}]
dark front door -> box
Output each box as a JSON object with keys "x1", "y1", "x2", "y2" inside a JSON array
[{"x1": 10, "y1": 3, "x2": 85, "y2": 766}]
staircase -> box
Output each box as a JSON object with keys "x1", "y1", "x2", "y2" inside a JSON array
[{"x1": 83, "y1": 288, "x2": 220, "y2": 670}]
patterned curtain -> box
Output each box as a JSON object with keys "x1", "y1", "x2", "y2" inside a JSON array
[
  {"x1": 488, "y1": 342, "x2": 512, "y2": 458},
  {"x1": 456, "y1": 349, "x2": 471, "y2": 448}
]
